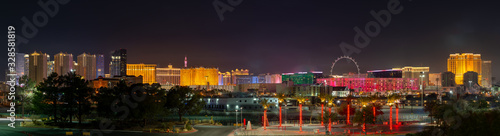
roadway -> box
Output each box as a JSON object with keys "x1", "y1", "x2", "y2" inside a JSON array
[{"x1": 0, "y1": 120, "x2": 236, "y2": 136}]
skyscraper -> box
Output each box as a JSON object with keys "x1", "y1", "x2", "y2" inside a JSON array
[
  {"x1": 77, "y1": 53, "x2": 97, "y2": 80},
  {"x1": 54, "y1": 52, "x2": 74, "y2": 76},
  {"x1": 463, "y1": 71, "x2": 479, "y2": 88},
  {"x1": 482, "y1": 60, "x2": 492, "y2": 88},
  {"x1": 46, "y1": 54, "x2": 53, "y2": 77},
  {"x1": 441, "y1": 72, "x2": 455, "y2": 87},
  {"x1": 24, "y1": 54, "x2": 29, "y2": 76},
  {"x1": 14, "y1": 53, "x2": 27, "y2": 85},
  {"x1": 47, "y1": 60, "x2": 54, "y2": 76},
  {"x1": 447, "y1": 53, "x2": 482, "y2": 85},
  {"x1": 29, "y1": 51, "x2": 48, "y2": 84},
  {"x1": 110, "y1": 49, "x2": 127, "y2": 77},
  {"x1": 15, "y1": 53, "x2": 26, "y2": 77},
  {"x1": 126, "y1": 63, "x2": 157, "y2": 84},
  {"x1": 96, "y1": 54, "x2": 105, "y2": 78}
]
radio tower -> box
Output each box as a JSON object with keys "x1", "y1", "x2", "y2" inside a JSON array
[{"x1": 184, "y1": 56, "x2": 187, "y2": 68}]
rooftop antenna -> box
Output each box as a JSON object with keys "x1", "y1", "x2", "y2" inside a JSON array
[{"x1": 184, "y1": 55, "x2": 187, "y2": 68}]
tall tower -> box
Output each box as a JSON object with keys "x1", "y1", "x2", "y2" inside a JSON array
[
  {"x1": 184, "y1": 56, "x2": 187, "y2": 68},
  {"x1": 482, "y1": 60, "x2": 492, "y2": 88},
  {"x1": 54, "y1": 52, "x2": 74, "y2": 76},
  {"x1": 110, "y1": 49, "x2": 127, "y2": 77},
  {"x1": 96, "y1": 54, "x2": 105, "y2": 78},
  {"x1": 77, "y1": 53, "x2": 97, "y2": 80},
  {"x1": 447, "y1": 53, "x2": 482, "y2": 85},
  {"x1": 29, "y1": 51, "x2": 48, "y2": 84}
]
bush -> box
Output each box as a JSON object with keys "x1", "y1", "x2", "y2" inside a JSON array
[
  {"x1": 30, "y1": 115, "x2": 44, "y2": 126},
  {"x1": 159, "y1": 122, "x2": 175, "y2": 130},
  {"x1": 185, "y1": 121, "x2": 192, "y2": 130}
]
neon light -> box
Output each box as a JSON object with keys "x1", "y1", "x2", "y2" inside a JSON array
[
  {"x1": 299, "y1": 104, "x2": 303, "y2": 132},
  {"x1": 373, "y1": 106, "x2": 376, "y2": 122},
  {"x1": 263, "y1": 110, "x2": 267, "y2": 130},
  {"x1": 329, "y1": 107, "x2": 332, "y2": 132},
  {"x1": 317, "y1": 78, "x2": 419, "y2": 92},
  {"x1": 390, "y1": 106, "x2": 393, "y2": 131},
  {"x1": 279, "y1": 105, "x2": 282, "y2": 127},
  {"x1": 396, "y1": 106, "x2": 399, "y2": 125},
  {"x1": 321, "y1": 104, "x2": 324, "y2": 126},
  {"x1": 311, "y1": 71, "x2": 323, "y2": 73},
  {"x1": 347, "y1": 104, "x2": 350, "y2": 124},
  {"x1": 367, "y1": 69, "x2": 402, "y2": 73}
]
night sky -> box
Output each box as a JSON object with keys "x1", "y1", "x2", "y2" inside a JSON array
[{"x1": 2, "y1": 0, "x2": 500, "y2": 82}]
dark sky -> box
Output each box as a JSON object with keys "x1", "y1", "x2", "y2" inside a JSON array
[{"x1": 2, "y1": 0, "x2": 500, "y2": 82}]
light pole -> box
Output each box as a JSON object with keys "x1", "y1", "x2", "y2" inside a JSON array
[
  {"x1": 240, "y1": 107, "x2": 243, "y2": 129},
  {"x1": 469, "y1": 81, "x2": 472, "y2": 92},
  {"x1": 236, "y1": 109, "x2": 238, "y2": 127},
  {"x1": 285, "y1": 103, "x2": 287, "y2": 125}
]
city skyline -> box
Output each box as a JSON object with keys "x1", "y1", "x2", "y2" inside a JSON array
[
  {"x1": 3, "y1": 0, "x2": 500, "y2": 81},
  {"x1": 3, "y1": 1, "x2": 500, "y2": 136}
]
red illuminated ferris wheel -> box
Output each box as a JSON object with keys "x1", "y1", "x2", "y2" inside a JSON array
[{"x1": 330, "y1": 56, "x2": 360, "y2": 76}]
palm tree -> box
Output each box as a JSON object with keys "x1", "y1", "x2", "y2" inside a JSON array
[
  {"x1": 357, "y1": 96, "x2": 372, "y2": 108},
  {"x1": 346, "y1": 94, "x2": 354, "y2": 124},
  {"x1": 325, "y1": 95, "x2": 337, "y2": 132},
  {"x1": 277, "y1": 93, "x2": 287, "y2": 127},
  {"x1": 386, "y1": 93, "x2": 401, "y2": 132},
  {"x1": 369, "y1": 94, "x2": 379, "y2": 122},
  {"x1": 260, "y1": 98, "x2": 274, "y2": 130},
  {"x1": 318, "y1": 93, "x2": 327, "y2": 126},
  {"x1": 294, "y1": 95, "x2": 307, "y2": 132},
  {"x1": 321, "y1": 108, "x2": 338, "y2": 134}
]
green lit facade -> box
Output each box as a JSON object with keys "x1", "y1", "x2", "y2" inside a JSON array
[{"x1": 282, "y1": 72, "x2": 322, "y2": 85}]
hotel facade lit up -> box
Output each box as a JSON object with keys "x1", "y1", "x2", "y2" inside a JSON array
[
  {"x1": 320, "y1": 69, "x2": 419, "y2": 92},
  {"x1": 180, "y1": 67, "x2": 219, "y2": 86},
  {"x1": 447, "y1": 53, "x2": 482, "y2": 85},
  {"x1": 156, "y1": 64, "x2": 181, "y2": 85},
  {"x1": 126, "y1": 63, "x2": 157, "y2": 84},
  {"x1": 317, "y1": 77, "x2": 419, "y2": 92}
]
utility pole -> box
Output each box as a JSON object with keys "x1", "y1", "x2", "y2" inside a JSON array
[{"x1": 236, "y1": 108, "x2": 238, "y2": 127}]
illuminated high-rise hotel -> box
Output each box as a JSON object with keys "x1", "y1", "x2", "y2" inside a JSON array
[
  {"x1": 110, "y1": 49, "x2": 127, "y2": 77},
  {"x1": 77, "y1": 53, "x2": 97, "y2": 80},
  {"x1": 127, "y1": 63, "x2": 157, "y2": 84},
  {"x1": 15, "y1": 53, "x2": 26, "y2": 77},
  {"x1": 180, "y1": 67, "x2": 219, "y2": 86},
  {"x1": 96, "y1": 54, "x2": 105, "y2": 78},
  {"x1": 29, "y1": 51, "x2": 48, "y2": 84},
  {"x1": 447, "y1": 53, "x2": 482, "y2": 85},
  {"x1": 482, "y1": 60, "x2": 492, "y2": 88},
  {"x1": 54, "y1": 52, "x2": 74, "y2": 76}
]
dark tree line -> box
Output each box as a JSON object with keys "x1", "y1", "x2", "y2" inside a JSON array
[
  {"x1": 33, "y1": 72, "x2": 92, "y2": 126},
  {"x1": 409, "y1": 99, "x2": 499, "y2": 136},
  {"x1": 31, "y1": 72, "x2": 205, "y2": 128}
]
